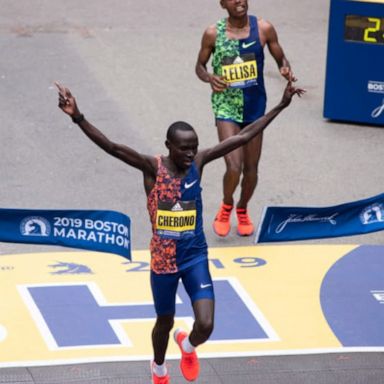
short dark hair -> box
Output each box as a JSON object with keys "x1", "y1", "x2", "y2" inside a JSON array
[{"x1": 166, "y1": 121, "x2": 195, "y2": 142}]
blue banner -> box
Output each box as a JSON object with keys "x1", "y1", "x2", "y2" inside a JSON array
[
  {"x1": 256, "y1": 193, "x2": 384, "y2": 243},
  {"x1": 0, "y1": 208, "x2": 131, "y2": 259}
]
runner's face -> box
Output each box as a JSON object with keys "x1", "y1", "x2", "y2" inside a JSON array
[
  {"x1": 221, "y1": 0, "x2": 248, "y2": 17},
  {"x1": 167, "y1": 131, "x2": 198, "y2": 170}
]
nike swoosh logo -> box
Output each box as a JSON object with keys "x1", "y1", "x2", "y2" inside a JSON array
[
  {"x1": 242, "y1": 41, "x2": 256, "y2": 49},
  {"x1": 200, "y1": 283, "x2": 212, "y2": 289},
  {"x1": 184, "y1": 180, "x2": 197, "y2": 189}
]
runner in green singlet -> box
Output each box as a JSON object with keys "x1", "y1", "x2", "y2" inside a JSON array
[{"x1": 196, "y1": 0, "x2": 297, "y2": 237}]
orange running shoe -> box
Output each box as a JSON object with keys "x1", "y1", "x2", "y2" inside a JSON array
[
  {"x1": 173, "y1": 328, "x2": 200, "y2": 381},
  {"x1": 213, "y1": 203, "x2": 233, "y2": 237},
  {"x1": 151, "y1": 362, "x2": 170, "y2": 384},
  {"x1": 236, "y1": 208, "x2": 254, "y2": 236}
]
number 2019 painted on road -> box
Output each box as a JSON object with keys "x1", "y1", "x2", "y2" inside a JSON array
[{"x1": 123, "y1": 257, "x2": 267, "y2": 272}]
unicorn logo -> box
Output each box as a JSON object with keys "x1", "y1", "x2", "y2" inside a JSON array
[
  {"x1": 371, "y1": 98, "x2": 384, "y2": 119},
  {"x1": 20, "y1": 216, "x2": 51, "y2": 237},
  {"x1": 360, "y1": 203, "x2": 384, "y2": 225},
  {"x1": 48, "y1": 261, "x2": 93, "y2": 275}
]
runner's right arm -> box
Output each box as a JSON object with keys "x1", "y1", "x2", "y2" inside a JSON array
[
  {"x1": 195, "y1": 25, "x2": 227, "y2": 92},
  {"x1": 55, "y1": 82, "x2": 156, "y2": 177}
]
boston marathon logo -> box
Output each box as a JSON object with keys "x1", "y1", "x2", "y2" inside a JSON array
[
  {"x1": 367, "y1": 80, "x2": 384, "y2": 94},
  {"x1": 221, "y1": 53, "x2": 258, "y2": 89},
  {"x1": 53, "y1": 217, "x2": 130, "y2": 249},
  {"x1": 371, "y1": 98, "x2": 384, "y2": 119},
  {"x1": 49, "y1": 261, "x2": 93, "y2": 275},
  {"x1": 360, "y1": 203, "x2": 384, "y2": 225},
  {"x1": 1, "y1": 209, "x2": 131, "y2": 258},
  {"x1": 20, "y1": 216, "x2": 51, "y2": 237},
  {"x1": 156, "y1": 201, "x2": 196, "y2": 239}
]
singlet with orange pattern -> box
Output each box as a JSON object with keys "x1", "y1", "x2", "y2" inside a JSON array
[{"x1": 147, "y1": 156, "x2": 207, "y2": 274}]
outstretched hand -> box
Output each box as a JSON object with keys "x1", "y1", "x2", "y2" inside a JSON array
[
  {"x1": 55, "y1": 82, "x2": 80, "y2": 117},
  {"x1": 281, "y1": 81, "x2": 306, "y2": 107}
]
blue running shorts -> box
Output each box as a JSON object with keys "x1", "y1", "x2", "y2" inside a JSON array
[{"x1": 150, "y1": 259, "x2": 214, "y2": 316}]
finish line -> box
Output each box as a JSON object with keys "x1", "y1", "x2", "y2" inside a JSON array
[{"x1": 1, "y1": 244, "x2": 383, "y2": 368}]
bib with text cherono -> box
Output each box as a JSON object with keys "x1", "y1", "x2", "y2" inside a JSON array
[
  {"x1": 156, "y1": 200, "x2": 196, "y2": 239},
  {"x1": 221, "y1": 53, "x2": 258, "y2": 89}
]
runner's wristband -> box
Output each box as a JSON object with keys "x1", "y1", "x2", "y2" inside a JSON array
[{"x1": 71, "y1": 114, "x2": 85, "y2": 124}]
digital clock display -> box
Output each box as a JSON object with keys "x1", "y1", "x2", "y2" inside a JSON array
[{"x1": 345, "y1": 15, "x2": 384, "y2": 44}]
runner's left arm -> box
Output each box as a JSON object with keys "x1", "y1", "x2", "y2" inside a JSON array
[
  {"x1": 196, "y1": 82, "x2": 304, "y2": 169},
  {"x1": 262, "y1": 20, "x2": 296, "y2": 82}
]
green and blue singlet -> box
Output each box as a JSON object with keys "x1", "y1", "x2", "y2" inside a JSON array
[{"x1": 212, "y1": 15, "x2": 267, "y2": 124}]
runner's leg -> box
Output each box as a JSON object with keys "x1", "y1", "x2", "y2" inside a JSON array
[
  {"x1": 216, "y1": 120, "x2": 243, "y2": 206},
  {"x1": 152, "y1": 314, "x2": 174, "y2": 364},
  {"x1": 235, "y1": 132, "x2": 263, "y2": 236},
  {"x1": 237, "y1": 132, "x2": 263, "y2": 209},
  {"x1": 189, "y1": 298, "x2": 215, "y2": 346},
  {"x1": 150, "y1": 271, "x2": 179, "y2": 364}
]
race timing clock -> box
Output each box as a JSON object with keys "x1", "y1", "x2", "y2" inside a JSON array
[
  {"x1": 345, "y1": 14, "x2": 384, "y2": 44},
  {"x1": 324, "y1": 0, "x2": 384, "y2": 126}
]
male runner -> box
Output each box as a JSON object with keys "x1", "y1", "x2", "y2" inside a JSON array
[
  {"x1": 56, "y1": 81, "x2": 303, "y2": 383},
  {"x1": 196, "y1": 0, "x2": 296, "y2": 237}
]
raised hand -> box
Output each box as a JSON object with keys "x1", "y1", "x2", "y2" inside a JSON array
[
  {"x1": 55, "y1": 82, "x2": 81, "y2": 117},
  {"x1": 281, "y1": 81, "x2": 306, "y2": 107}
]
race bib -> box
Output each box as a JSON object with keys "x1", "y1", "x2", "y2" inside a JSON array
[
  {"x1": 156, "y1": 201, "x2": 196, "y2": 239},
  {"x1": 221, "y1": 53, "x2": 258, "y2": 89}
]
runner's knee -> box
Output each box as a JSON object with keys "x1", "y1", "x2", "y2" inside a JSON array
[
  {"x1": 194, "y1": 317, "x2": 214, "y2": 339},
  {"x1": 154, "y1": 315, "x2": 174, "y2": 333},
  {"x1": 225, "y1": 162, "x2": 242, "y2": 176},
  {"x1": 242, "y1": 166, "x2": 259, "y2": 179}
]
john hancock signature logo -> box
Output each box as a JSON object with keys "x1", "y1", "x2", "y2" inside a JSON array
[{"x1": 275, "y1": 213, "x2": 339, "y2": 234}]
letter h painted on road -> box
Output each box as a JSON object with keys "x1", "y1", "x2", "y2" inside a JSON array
[{"x1": 18, "y1": 278, "x2": 278, "y2": 349}]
